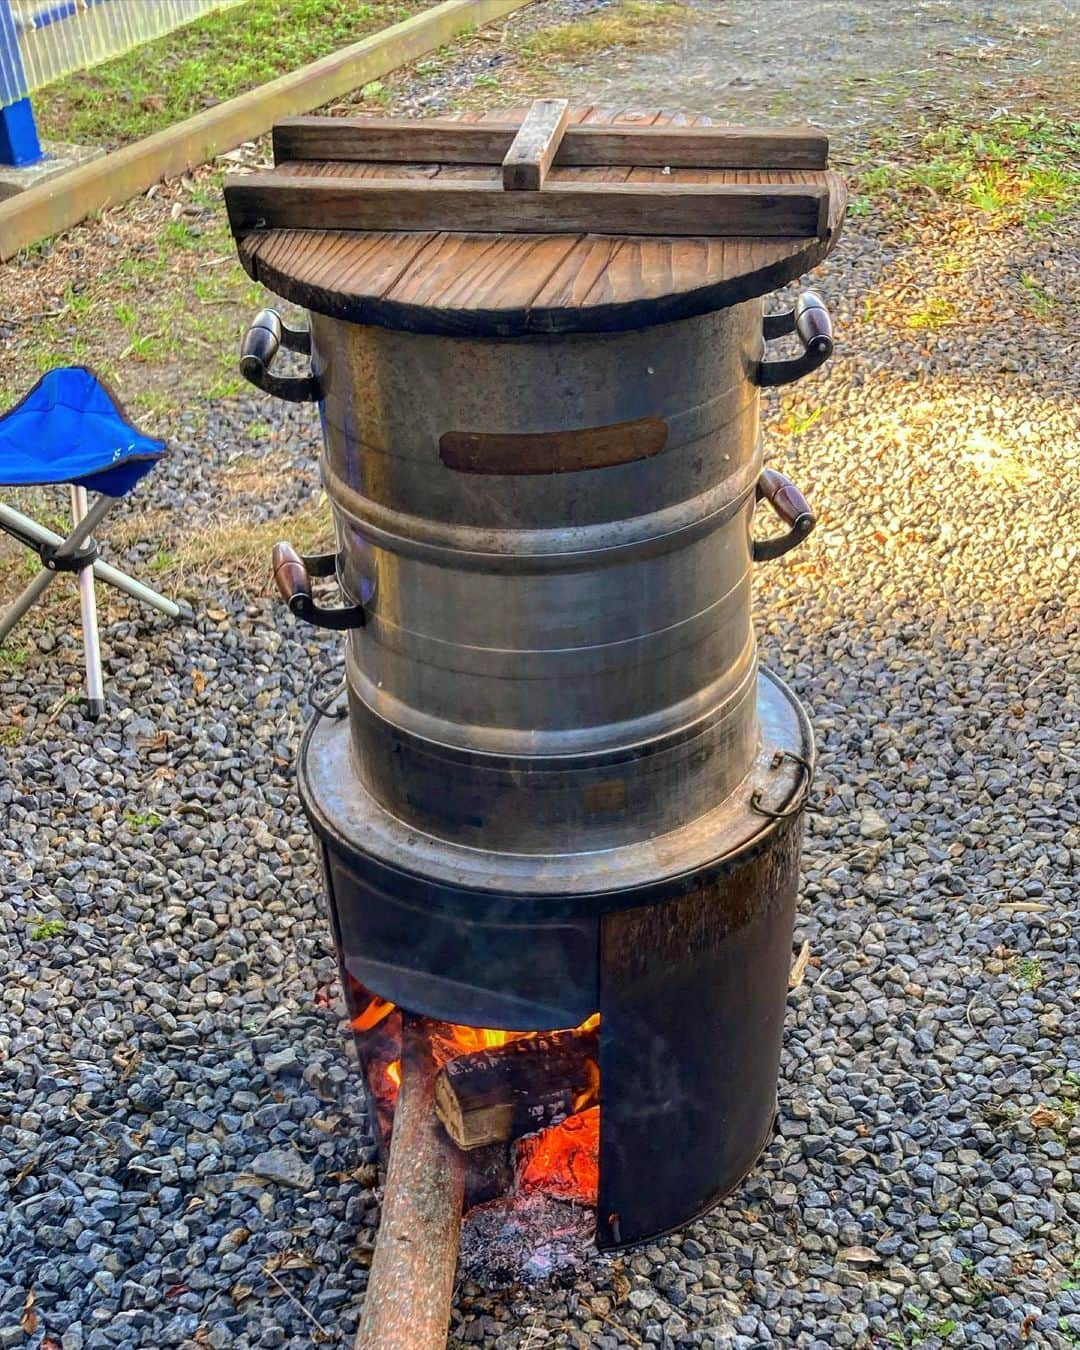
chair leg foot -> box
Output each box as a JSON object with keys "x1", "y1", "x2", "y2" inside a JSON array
[{"x1": 86, "y1": 698, "x2": 106, "y2": 721}]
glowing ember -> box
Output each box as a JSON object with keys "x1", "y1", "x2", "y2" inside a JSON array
[{"x1": 518, "y1": 1106, "x2": 600, "y2": 1205}]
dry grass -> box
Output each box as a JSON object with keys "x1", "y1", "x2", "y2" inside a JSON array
[
  {"x1": 519, "y1": 1, "x2": 690, "y2": 64},
  {"x1": 449, "y1": 0, "x2": 693, "y2": 107},
  {"x1": 169, "y1": 499, "x2": 333, "y2": 592}
]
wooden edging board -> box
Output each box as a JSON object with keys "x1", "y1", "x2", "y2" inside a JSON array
[{"x1": 0, "y1": 0, "x2": 534, "y2": 262}]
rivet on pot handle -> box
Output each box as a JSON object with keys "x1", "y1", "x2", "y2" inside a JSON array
[
  {"x1": 757, "y1": 291, "x2": 833, "y2": 387},
  {"x1": 241, "y1": 309, "x2": 319, "y2": 403},
  {"x1": 271, "y1": 542, "x2": 366, "y2": 630},
  {"x1": 752, "y1": 467, "x2": 815, "y2": 562}
]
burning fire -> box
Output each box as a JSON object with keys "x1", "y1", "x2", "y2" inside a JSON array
[
  {"x1": 518, "y1": 1106, "x2": 599, "y2": 1202},
  {"x1": 348, "y1": 982, "x2": 601, "y2": 1205}
]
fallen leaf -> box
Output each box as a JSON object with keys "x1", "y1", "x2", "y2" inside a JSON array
[
  {"x1": 611, "y1": 1263, "x2": 630, "y2": 1307},
  {"x1": 192, "y1": 670, "x2": 207, "y2": 695},
  {"x1": 206, "y1": 607, "x2": 228, "y2": 622},
  {"x1": 1029, "y1": 1105, "x2": 1064, "y2": 1130},
  {"x1": 141, "y1": 94, "x2": 166, "y2": 112},
  {"x1": 230, "y1": 1283, "x2": 254, "y2": 1303},
  {"x1": 309, "y1": 1115, "x2": 341, "y2": 1134},
  {"x1": 165, "y1": 1283, "x2": 190, "y2": 1299},
  {"x1": 21, "y1": 1290, "x2": 38, "y2": 1335},
  {"x1": 789, "y1": 939, "x2": 811, "y2": 990},
  {"x1": 838, "y1": 1245, "x2": 880, "y2": 1267},
  {"x1": 1020, "y1": 1313, "x2": 1037, "y2": 1338}
]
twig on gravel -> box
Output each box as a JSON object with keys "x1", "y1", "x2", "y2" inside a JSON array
[
  {"x1": 600, "y1": 1312, "x2": 641, "y2": 1346},
  {"x1": 44, "y1": 692, "x2": 77, "y2": 726},
  {"x1": 265, "y1": 1269, "x2": 330, "y2": 1338}
]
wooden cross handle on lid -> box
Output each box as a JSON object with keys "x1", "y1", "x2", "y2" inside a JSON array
[{"x1": 501, "y1": 98, "x2": 570, "y2": 190}]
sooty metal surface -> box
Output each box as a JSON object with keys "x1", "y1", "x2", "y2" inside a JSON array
[{"x1": 300, "y1": 668, "x2": 811, "y2": 1247}]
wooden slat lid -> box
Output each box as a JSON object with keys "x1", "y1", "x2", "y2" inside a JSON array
[{"x1": 227, "y1": 106, "x2": 847, "y2": 338}]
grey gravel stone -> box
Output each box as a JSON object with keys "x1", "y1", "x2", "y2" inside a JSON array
[{"x1": 249, "y1": 1149, "x2": 316, "y2": 1191}]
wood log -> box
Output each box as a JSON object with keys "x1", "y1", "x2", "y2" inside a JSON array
[
  {"x1": 354, "y1": 1019, "x2": 464, "y2": 1350},
  {"x1": 434, "y1": 1027, "x2": 600, "y2": 1151}
]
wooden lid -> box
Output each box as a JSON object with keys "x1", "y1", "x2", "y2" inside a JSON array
[{"x1": 227, "y1": 106, "x2": 847, "y2": 339}]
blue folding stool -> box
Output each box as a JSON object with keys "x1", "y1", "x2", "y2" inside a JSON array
[{"x1": 0, "y1": 367, "x2": 182, "y2": 719}]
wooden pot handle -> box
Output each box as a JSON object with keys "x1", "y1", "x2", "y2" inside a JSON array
[
  {"x1": 752, "y1": 468, "x2": 816, "y2": 562},
  {"x1": 271, "y1": 542, "x2": 366, "y2": 629}
]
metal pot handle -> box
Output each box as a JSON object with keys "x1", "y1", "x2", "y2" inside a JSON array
[
  {"x1": 241, "y1": 309, "x2": 319, "y2": 402},
  {"x1": 752, "y1": 467, "x2": 815, "y2": 562},
  {"x1": 757, "y1": 291, "x2": 833, "y2": 387},
  {"x1": 271, "y1": 542, "x2": 366, "y2": 630}
]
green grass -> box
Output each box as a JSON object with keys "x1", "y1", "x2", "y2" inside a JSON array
[
  {"x1": 854, "y1": 114, "x2": 1080, "y2": 228},
  {"x1": 1020, "y1": 274, "x2": 1057, "y2": 316},
  {"x1": 30, "y1": 919, "x2": 66, "y2": 942},
  {"x1": 123, "y1": 810, "x2": 164, "y2": 830},
  {"x1": 907, "y1": 296, "x2": 959, "y2": 332},
  {"x1": 1015, "y1": 956, "x2": 1046, "y2": 989},
  {"x1": 0, "y1": 645, "x2": 29, "y2": 671},
  {"x1": 34, "y1": 0, "x2": 418, "y2": 147}
]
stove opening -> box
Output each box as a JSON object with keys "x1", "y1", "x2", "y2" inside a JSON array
[{"x1": 344, "y1": 973, "x2": 601, "y2": 1217}]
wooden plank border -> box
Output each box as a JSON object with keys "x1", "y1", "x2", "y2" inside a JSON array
[{"x1": 0, "y1": 0, "x2": 534, "y2": 262}]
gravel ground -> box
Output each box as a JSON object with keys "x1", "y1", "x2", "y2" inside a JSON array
[{"x1": 2, "y1": 2, "x2": 1079, "y2": 1348}]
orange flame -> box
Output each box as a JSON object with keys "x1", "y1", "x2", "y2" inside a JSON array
[{"x1": 352, "y1": 998, "x2": 601, "y2": 1205}]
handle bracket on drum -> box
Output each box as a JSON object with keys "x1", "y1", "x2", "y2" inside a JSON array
[
  {"x1": 758, "y1": 291, "x2": 833, "y2": 387},
  {"x1": 272, "y1": 542, "x2": 365, "y2": 630},
  {"x1": 241, "y1": 309, "x2": 319, "y2": 402}
]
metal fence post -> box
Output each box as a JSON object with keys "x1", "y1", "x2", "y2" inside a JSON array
[{"x1": 0, "y1": 0, "x2": 44, "y2": 167}]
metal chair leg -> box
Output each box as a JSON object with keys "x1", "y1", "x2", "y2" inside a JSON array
[
  {"x1": 71, "y1": 486, "x2": 106, "y2": 719},
  {"x1": 0, "y1": 502, "x2": 182, "y2": 619},
  {"x1": 0, "y1": 567, "x2": 58, "y2": 645}
]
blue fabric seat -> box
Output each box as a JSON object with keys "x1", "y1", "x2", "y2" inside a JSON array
[
  {"x1": 0, "y1": 366, "x2": 179, "y2": 721},
  {"x1": 0, "y1": 366, "x2": 165, "y2": 497}
]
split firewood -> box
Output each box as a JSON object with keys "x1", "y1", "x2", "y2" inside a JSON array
[
  {"x1": 354, "y1": 1018, "x2": 465, "y2": 1350},
  {"x1": 434, "y1": 1027, "x2": 600, "y2": 1151}
]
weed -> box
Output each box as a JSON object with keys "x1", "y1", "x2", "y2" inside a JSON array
[
  {"x1": 159, "y1": 219, "x2": 200, "y2": 251},
  {"x1": 62, "y1": 286, "x2": 93, "y2": 319},
  {"x1": 148, "y1": 550, "x2": 176, "y2": 573},
  {"x1": 1020, "y1": 274, "x2": 1057, "y2": 316},
  {"x1": 782, "y1": 407, "x2": 823, "y2": 437},
  {"x1": 360, "y1": 80, "x2": 391, "y2": 105},
  {"x1": 123, "y1": 810, "x2": 164, "y2": 830},
  {"x1": 0, "y1": 645, "x2": 29, "y2": 671},
  {"x1": 30, "y1": 918, "x2": 65, "y2": 941},
  {"x1": 1015, "y1": 956, "x2": 1045, "y2": 989},
  {"x1": 0, "y1": 724, "x2": 23, "y2": 746},
  {"x1": 907, "y1": 297, "x2": 958, "y2": 331}
]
